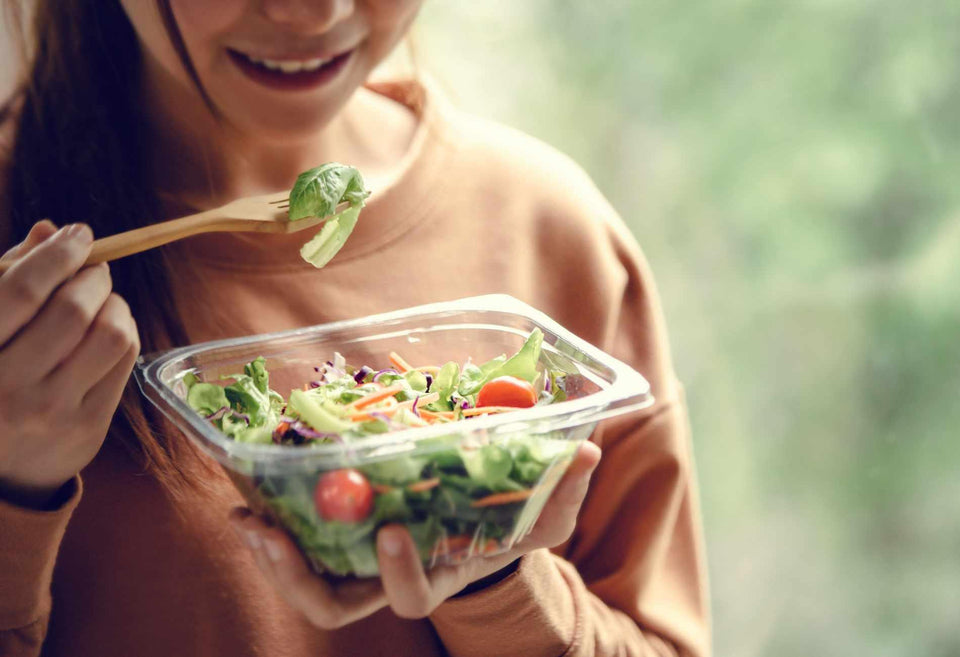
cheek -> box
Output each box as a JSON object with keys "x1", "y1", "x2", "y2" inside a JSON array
[
  {"x1": 119, "y1": 0, "x2": 242, "y2": 88},
  {"x1": 168, "y1": 1, "x2": 247, "y2": 67},
  {"x1": 363, "y1": 0, "x2": 423, "y2": 55}
]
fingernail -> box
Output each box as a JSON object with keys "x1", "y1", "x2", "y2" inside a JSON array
[
  {"x1": 381, "y1": 534, "x2": 402, "y2": 557},
  {"x1": 64, "y1": 224, "x2": 93, "y2": 244},
  {"x1": 264, "y1": 539, "x2": 283, "y2": 562},
  {"x1": 245, "y1": 530, "x2": 261, "y2": 549}
]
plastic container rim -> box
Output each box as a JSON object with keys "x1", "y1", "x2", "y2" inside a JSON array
[{"x1": 134, "y1": 294, "x2": 653, "y2": 466}]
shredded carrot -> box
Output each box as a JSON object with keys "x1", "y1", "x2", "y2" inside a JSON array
[
  {"x1": 274, "y1": 421, "x2": 290, "y2": 435},
  {"x1": 406, "y1": 478, "x2": 440, "y2": 493},
  {"x1": 403, "y1": 392, "x2": 440, "y2": 411},
  {"x1": 347, "y1": 383, "x2": 405, "y2": 410},
  {"x1": 347, "y1": 393, "x2": 440, "y2": 422},
  {"x1": 389, "y1": 351, "x2": 413, "y2": 372},
  {"x1": 372, "y1": 483, "x2": 394, "y2": 495},
  {"x1": 419, "y1": 409, "x2": 455, "y2": 422},
  {"x1": 461, "y1": 406, "x2": 519, "y2": 417},
  {"x1": 470, "y1": 488, "x2": 536, "y2": 508}
]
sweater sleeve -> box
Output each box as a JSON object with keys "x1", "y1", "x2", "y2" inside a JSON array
[
  {"x1": 0, "y1": 478, "x2": 82, "y2": 657},
  {"x1": 430, "y1": 209, "x2": 711, "y2": 656}
]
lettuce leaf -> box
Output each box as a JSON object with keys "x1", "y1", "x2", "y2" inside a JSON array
[
  {"x1": 288, "y1": 163, "x2": 369, "y2": 221},
  {"x1": 288, "y1": 389, "x2": 354, "y2": 434},
  {"x1": 288, "y1": 163, "x2": 370, "y2": 269},
  {"x1": 484, "y1": 329, "x2": 543, "y2": 384},
  {"x1": 299, "y1": 204, "x2": 362, "y2": 269},
  {"x1": 186, "y1": 382, "x2": 229, "y2": 416}
]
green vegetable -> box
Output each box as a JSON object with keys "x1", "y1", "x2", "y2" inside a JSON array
[
  {"x1": 244, "y1": 356, "x2": 271, "y2": 394},
  {"x1": 288, "y1": 163, "x2": 370, "y2": 221},
  {"x1": 485, "y1": 329, "x2": 544, "y2": 384},
  {"x1": 461, "y1": 445, "x2": 514, "y2": 489},
  {"x1": 186, "y1": 382, "x2": 228, "y2": 416},
  {"x1": 361, "y1": 455, "x2": 429, "y2": 486},
  {"x1": 427, "y1": 362, "x2": 460, "y2": 410},
  {"x1": 288, "y1": 389, "x2": 354, "y2": 434},
  {"x1": 404, "y1": 370, "x2": 429, "y2": 393},
  {"x1": 288, "y1": 163, "x2": 371, "y2": 269},
  {"x1": 188, "y1": 328, "x2": 581, "y2": 577},
  {"x1": 299, "y1": 204, "x2": 362, "y2": 269}
]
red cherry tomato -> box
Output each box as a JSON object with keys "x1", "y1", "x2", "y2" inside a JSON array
[
  {"x1": 314, "y1": 469, "x2": 374, "y2": 523},
  {"x1": 476, "y1": 376, "x2": 538, "y2": 408}
]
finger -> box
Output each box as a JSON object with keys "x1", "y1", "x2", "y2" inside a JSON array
[
  {"x1": 377, "y1": 525, "x2": 519, "y2": 618},
  {"x1": 550, "y1": 440, "x2": 602, "y2": 507},
  {"x1": 522, "y1": 441, "x2": 602, "y2": 549},
  {"x1": 230, "y1": 511, "x2": 387, "y2": 630},
  {"x1": 79, "y1": 343, "x2": 138, "y2": 423},
  {"x1": 48, "y1": 292, "x2": 139, "y2": 403},
  {"x1": 0, "y1": 223, "x2": 93, "y2": 346},
  {"x1": 0, "y1": 264, "x2": 113, "y2": 386},
  {"x1": 376, "y1": 525, "x2": 438, "y2": 618},
  {"x1": 0, "y1": 220, "x2": 58, "y2": 263}
]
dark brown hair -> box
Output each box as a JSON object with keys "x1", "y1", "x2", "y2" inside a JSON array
[{"x1": 2, "y1": 0, "x2": 214, "y2": 495}]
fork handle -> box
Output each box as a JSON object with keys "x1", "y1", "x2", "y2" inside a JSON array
[
  {"x1": 0, "y1": 210, "x2": 249, "y2": 274},
  {"x1": 84, "y1": 209, "x2": 253, "y2": 264}
]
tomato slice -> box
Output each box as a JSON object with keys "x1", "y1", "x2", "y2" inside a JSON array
[
  {"x1": 314, "y1": 469, "x2": 374, "y2": 523},
  {"x1": 476, "y1": 375, "x2": 538, "y2": 409}
]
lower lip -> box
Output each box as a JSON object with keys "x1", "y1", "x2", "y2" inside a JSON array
[{"x1": 227, "y1": 49, "x2": 353, "y2": 92}]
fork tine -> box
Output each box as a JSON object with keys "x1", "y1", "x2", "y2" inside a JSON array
[{"x1": 268, "y1": 197, "x2": 289, "y2": 205}]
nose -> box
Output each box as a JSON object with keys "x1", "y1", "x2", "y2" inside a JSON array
[{"x1": 259, "y1": 0, "x2": 355, "y2": 32}]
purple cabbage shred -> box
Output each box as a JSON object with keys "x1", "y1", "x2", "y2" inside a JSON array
[
  {"x1": 373, "y1": 368, "x2": 400, "y2": 383},
  {"x1": 354, "y1": 365, "x2": 374, "y2": 384},
  {"x1": 206, "y1": 406, "x2": 229, "y2": 421}
]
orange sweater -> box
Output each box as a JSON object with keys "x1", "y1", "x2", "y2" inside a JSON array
[{"x1": 0, "y1": 80, "x2": 710, "y2": 657}]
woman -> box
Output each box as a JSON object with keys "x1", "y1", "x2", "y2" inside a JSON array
[{"x1": 0, "y1": 1, "x2": 710, "y2": 655}]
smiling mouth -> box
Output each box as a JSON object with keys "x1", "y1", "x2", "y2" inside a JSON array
[{"x1": 227, "y1": 48, "x2": 355, "y2": 90}]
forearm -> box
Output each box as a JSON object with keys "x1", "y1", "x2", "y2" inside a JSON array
[{"x1": 430, "y1": 550, "x2": 697, "y2": 657}]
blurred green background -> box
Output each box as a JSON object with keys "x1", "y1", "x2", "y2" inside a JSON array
[{"x1": 415, "y1": 2, "x2": 960, "y2": 655}]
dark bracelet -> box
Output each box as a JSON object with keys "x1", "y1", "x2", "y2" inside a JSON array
[{"x1": 453, "y1": 557, "x2": 522, "y2": 598}]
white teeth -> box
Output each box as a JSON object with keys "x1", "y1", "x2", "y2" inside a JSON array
[
  {"x1": 301, "y1": 57, "x2": 328, "y2": 71},
  {"x1": 242, "y1": 53, "x2": 330, "y2": 74}
]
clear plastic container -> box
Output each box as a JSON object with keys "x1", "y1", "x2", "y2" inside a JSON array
[{"x1": 135, "y1": 295, "x2": 653, "y2": 577}]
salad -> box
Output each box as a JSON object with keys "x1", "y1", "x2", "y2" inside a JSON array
[
  {"x1": 286, "y1": 162, "x2": 370, "y2": 269},
  {"x1": 185, "y1": 329, "x2": 584, "y2": 576}
]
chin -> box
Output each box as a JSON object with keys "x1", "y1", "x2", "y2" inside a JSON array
[{"x1": 228, "y1": 105, "x2": 346, "y2": 145}]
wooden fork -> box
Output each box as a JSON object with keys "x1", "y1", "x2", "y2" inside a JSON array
[{"x1": 0, "y1": 191, "x2": 347, "y2": 273}]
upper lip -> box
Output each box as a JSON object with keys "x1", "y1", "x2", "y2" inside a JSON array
[{"x1": 229, "y1": 44, "x2": 357, "y2": 63}]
